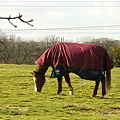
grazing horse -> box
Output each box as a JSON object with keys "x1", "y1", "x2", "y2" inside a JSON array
[{"x1": 31, "y1": 42, "x2": 113, "y2": 97}]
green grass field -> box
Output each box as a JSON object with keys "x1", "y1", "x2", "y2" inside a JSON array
[{"x1": 0, "y1": 64, "x2": 120, "y2": 120}]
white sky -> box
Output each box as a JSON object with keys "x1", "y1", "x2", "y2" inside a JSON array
[{"x1": 1, "y1": 0, "x2": 120, "y2": 41}]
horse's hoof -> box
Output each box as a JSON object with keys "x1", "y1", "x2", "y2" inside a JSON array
[
  {"x1": 92, "y1": 94, "x2": 96, "y2": 97},
  {"x1": 69, "y1": 91, "x2": 74, "y2": 95},
  {"x1": 57, "y1": 92, "x2": 60, "y2": 94},
  {"x1": 101, "y1": 95, "x2": 104, "y2": 99},
  {"x1": 57, "y1": 91, "x2": 62, "y2": 94}
]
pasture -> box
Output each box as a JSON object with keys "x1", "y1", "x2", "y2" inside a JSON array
[{"x1": 0, "y1": 64, "x2": 120, "y2": 120}]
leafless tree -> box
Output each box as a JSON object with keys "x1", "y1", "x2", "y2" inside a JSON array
[
  {"x1": 0, "y1": 32, "x2": 60, "y2": 64},
  {"x1": 86, "y1": 38, "x2": 115, "y2": 50},
  {"x1": 0, "y1": 41, "x2": 4, "y2": 44}
]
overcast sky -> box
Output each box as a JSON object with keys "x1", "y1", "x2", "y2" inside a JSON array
[{"x1": 1, "y1": 0, "x2": 120, "y2": 41}]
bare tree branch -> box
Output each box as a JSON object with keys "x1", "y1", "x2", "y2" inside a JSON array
[
  {"x1": 0, "y1": 13, "x2": 34, "y2": 27},
  {"x1": 0, "y1": 41, "x2": 4, "y2": 44}
]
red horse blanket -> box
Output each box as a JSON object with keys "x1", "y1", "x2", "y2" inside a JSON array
[{"x1": 35, "y1": 42, "x2": 113, "y2": 81}]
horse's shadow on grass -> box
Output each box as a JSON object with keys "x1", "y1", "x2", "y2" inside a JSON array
[
  {"x1": 50, "y1": 93, "x2": 120, "y2": 101},
  {"x1": 89, "y1": 96, "x2": 120, "y2": 100},
  {"x1": 57, "y1": 94, "x2": 120, "y2": 100}
]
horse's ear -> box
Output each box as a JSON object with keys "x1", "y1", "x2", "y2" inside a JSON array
[
  {"x1": 30, "y1": 71, "x2": 36, "y2": 74},
  {"x1": 30, "y1": 72, "x2": 33, "y2": 74}
]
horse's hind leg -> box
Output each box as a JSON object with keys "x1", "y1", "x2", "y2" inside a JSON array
[
  {"x1": 92, "y1": 75, "x2": 106, "y2": 98},
  {"x1": 92, "y1": 81, "x2": 100, "y2": 97},
  {"x1": 57, "y1": 77, "x2": 62, "y2": 94},
  {"x1": 64, "y1": 74, "x2": 73, "y2": 95},
  {"x1": 101, "y1": 75, "x2": 106, "y2": 97}
]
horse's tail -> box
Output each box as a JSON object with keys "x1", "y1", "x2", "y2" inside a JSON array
[{"x1": 105, "y1": 70, "x2": 111, "y2": 92}]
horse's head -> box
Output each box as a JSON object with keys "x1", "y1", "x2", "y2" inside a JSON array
[{"x1": 31, "y1": 70, "x2": 46, "y2": 92}]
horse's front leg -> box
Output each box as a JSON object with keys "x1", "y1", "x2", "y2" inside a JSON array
[
  {"x1": 57, "y1": 77, "x2": 62, "y2": 94},
  {"x1": 92, "y1": 80, "x2": 100, "y2": 97},
  {"x1": 64, "y1": 74, "x2": 74, "y2": 95}
]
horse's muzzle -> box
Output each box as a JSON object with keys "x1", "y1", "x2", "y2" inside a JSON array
[
  {"x1": 34, "y1": 87, "x2": 41, "y2": 92},
  {"x1": 34, "y1": 89, "x2": 41, "y2": 92}
]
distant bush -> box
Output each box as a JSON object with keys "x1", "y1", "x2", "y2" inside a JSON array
[{"x1": 108, "y1": 46, "x2": 120, "y2": 67}]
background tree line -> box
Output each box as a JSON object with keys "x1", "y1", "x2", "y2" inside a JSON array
[
  {"x1": 0, "y1": 32, "x2": 60, "y2": 64},
  {"x1": 0, "y1": 31, "x2": 120, "y2": 66}
]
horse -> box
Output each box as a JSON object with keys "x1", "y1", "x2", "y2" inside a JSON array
[{"x1": 31, "y1": 42, "x2": 114, "y2": 97}]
